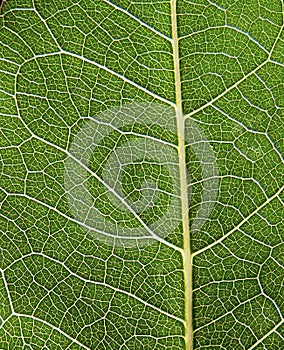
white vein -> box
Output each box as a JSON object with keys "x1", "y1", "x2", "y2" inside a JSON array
[
  {"x1": 248, "y1": 319, "x2": 284, "y2": 350},
  {"x1": 212, "y1": 104, "x2": 284, "y2": 163},
  {"x1": 12, "y1": 93, "x2": 183, "y2": 253},
  {"x1": 0, "y1": 270, "x2": 14, "y2": 315},
  {"x1": 104, "y1": 0, "x2": 172, "y2": 42},
  {"x1": 3, "y1": 252, "x2": 185, "y2": 324},
  {"x1": 192, "y1": 185, "x2": 283, "y2": 257},
  {"x1": 180, "y1": 25, "x2": 270, "y2": 56}
]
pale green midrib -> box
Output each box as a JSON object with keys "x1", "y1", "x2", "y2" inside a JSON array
[{"x1": 171, "y1": 1, "x2": 193, "y2": 350}]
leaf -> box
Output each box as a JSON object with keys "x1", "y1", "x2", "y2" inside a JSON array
[{"x1": 0, "y1": 0, "x2": 283, "y2": 349}]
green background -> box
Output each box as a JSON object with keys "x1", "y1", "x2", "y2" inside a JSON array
[{"x1": 0, "y1": 0, "x2": 283, "y2": 349}]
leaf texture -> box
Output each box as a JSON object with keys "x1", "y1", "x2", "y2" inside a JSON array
[{"x1": 0, "y1": 1, "x2": 283, "y2": 349}]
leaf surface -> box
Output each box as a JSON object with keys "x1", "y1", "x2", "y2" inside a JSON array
[{"x1": 0, "y1": 1, "x2": 283, "y2": 349}]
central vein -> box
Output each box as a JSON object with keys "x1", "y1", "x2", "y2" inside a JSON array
[{"x1": 171, "y1": 1, "x2": 193, "y2": 349}]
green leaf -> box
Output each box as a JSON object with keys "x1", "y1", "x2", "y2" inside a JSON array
[{"x1": 0, "y1": 1, "x2": 283, "y2": 349}]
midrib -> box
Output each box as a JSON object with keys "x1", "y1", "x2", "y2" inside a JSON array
[{"x1": 171, "y1": 1, "x2": 193, "y2": 349}]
